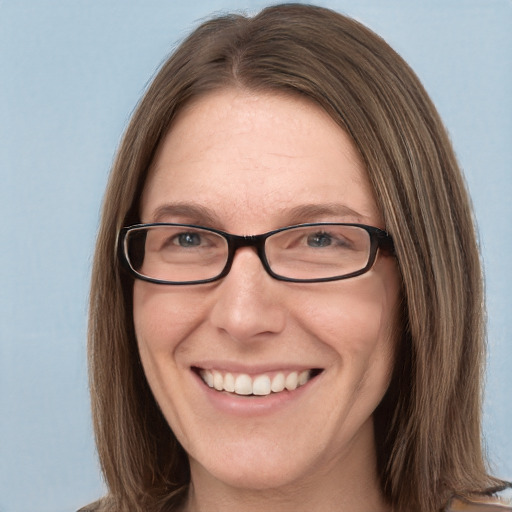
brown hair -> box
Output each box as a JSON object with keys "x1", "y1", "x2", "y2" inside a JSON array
[{"x1": 88, "y1": 4, "x2": 502, "y2": 511}]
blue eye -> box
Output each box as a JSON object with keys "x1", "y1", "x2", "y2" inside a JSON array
[
  {"x1": 307, "y1": 232, "x2": 333, "y2": 247},
  {"x1": 176, "y1": 232, "x2": 202, "y2": 247}
]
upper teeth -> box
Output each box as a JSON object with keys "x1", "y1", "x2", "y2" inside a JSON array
[{"x1": 199, "y1": 369, "x2": 312, "y2": 396}]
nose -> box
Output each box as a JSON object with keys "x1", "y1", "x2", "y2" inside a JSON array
[{"x1": 209, "y1": 247, "x2": 287, "y2": 343}]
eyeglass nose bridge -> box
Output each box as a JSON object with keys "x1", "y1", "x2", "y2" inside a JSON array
[{"x1": 219, "y1": 232, "x2": 274, "y2": 279}]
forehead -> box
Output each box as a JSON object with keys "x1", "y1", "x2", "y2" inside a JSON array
[{"x1": 140, "y1": 89, "x2": 382, "y2": 231}]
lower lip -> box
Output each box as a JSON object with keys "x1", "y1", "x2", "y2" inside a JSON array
[{"x1": 192, "y1": 371, "x2": 319, "y2": 416}]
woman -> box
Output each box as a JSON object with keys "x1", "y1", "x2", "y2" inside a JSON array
[{"x1": 83, "y1": 4, "x2": 510, "y2": 512}]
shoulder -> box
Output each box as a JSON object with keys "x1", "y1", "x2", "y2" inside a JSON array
[
  {"x1": 447, "y1": 488, "x2": 512, "y2": 511},
  {"x1": 76, "y1": 498, "x2": 109, "y2": 512}
]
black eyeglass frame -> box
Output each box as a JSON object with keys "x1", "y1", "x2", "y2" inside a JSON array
[{"x1": 118, "y1": 222, "x2": 395, "y2": 285}]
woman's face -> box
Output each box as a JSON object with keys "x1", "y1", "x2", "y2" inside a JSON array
[{"x1": 134, "y1": 89, "x2": 400, "y2": 495}]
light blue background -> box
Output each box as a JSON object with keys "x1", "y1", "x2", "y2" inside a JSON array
[{"x1": 1, "y1": 1, "x2": 511, "y2": 511}]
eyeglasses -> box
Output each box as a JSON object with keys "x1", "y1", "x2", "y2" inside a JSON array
[{"x1": 118, "y1": 223, "x2": 394, "y2": 285}]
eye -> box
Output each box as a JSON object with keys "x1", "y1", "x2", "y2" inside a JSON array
[
  {"x1": 174, "y1": 232, "x2": 202, "y2": 247},
  {"x1": 306, "y1": 232, "x2": 333, "y2": 248}
]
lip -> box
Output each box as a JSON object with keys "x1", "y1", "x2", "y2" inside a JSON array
[{"x1": 190, "y1": 365, "x2": 323, "y2": 416}]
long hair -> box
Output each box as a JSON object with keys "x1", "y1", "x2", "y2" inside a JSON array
[{"x1": 88, "y1": 4, "x2": 501, "y2": 511}]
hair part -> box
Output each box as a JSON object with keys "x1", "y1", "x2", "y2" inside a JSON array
[{"x1": 88, "y1": 4, "x2": 502, "y2": 511}]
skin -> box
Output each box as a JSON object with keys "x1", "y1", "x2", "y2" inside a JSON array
[{"x1": 133, "y1": 89, "x2": 400, "y2": 512}]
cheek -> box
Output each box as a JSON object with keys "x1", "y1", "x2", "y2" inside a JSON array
[
  {"x1": 133, "y1": 282, "x2": 207, "y2": 354},
  {"x1": 296, "y1": 264, "x2": 400, "y2": 367}
]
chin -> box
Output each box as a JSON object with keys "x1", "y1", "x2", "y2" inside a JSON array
[{"x1": 186, "y1": 424, "x2": 347, "y2": 494}]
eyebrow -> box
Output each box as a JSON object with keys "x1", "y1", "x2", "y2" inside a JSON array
[
  {"x1": 148, "y1": 201, "x2": 366, "y2": 227},
  {"x1": 285, "y1": 203, "x2": 366, "y2": 224},
  {"x1": 150, "y1": 203, "x2": 221, "y2": 226}
]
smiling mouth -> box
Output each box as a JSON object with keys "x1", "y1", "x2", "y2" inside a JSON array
[{"x1": 195, "y1": 368, "x2": 323, "y2": 397}]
